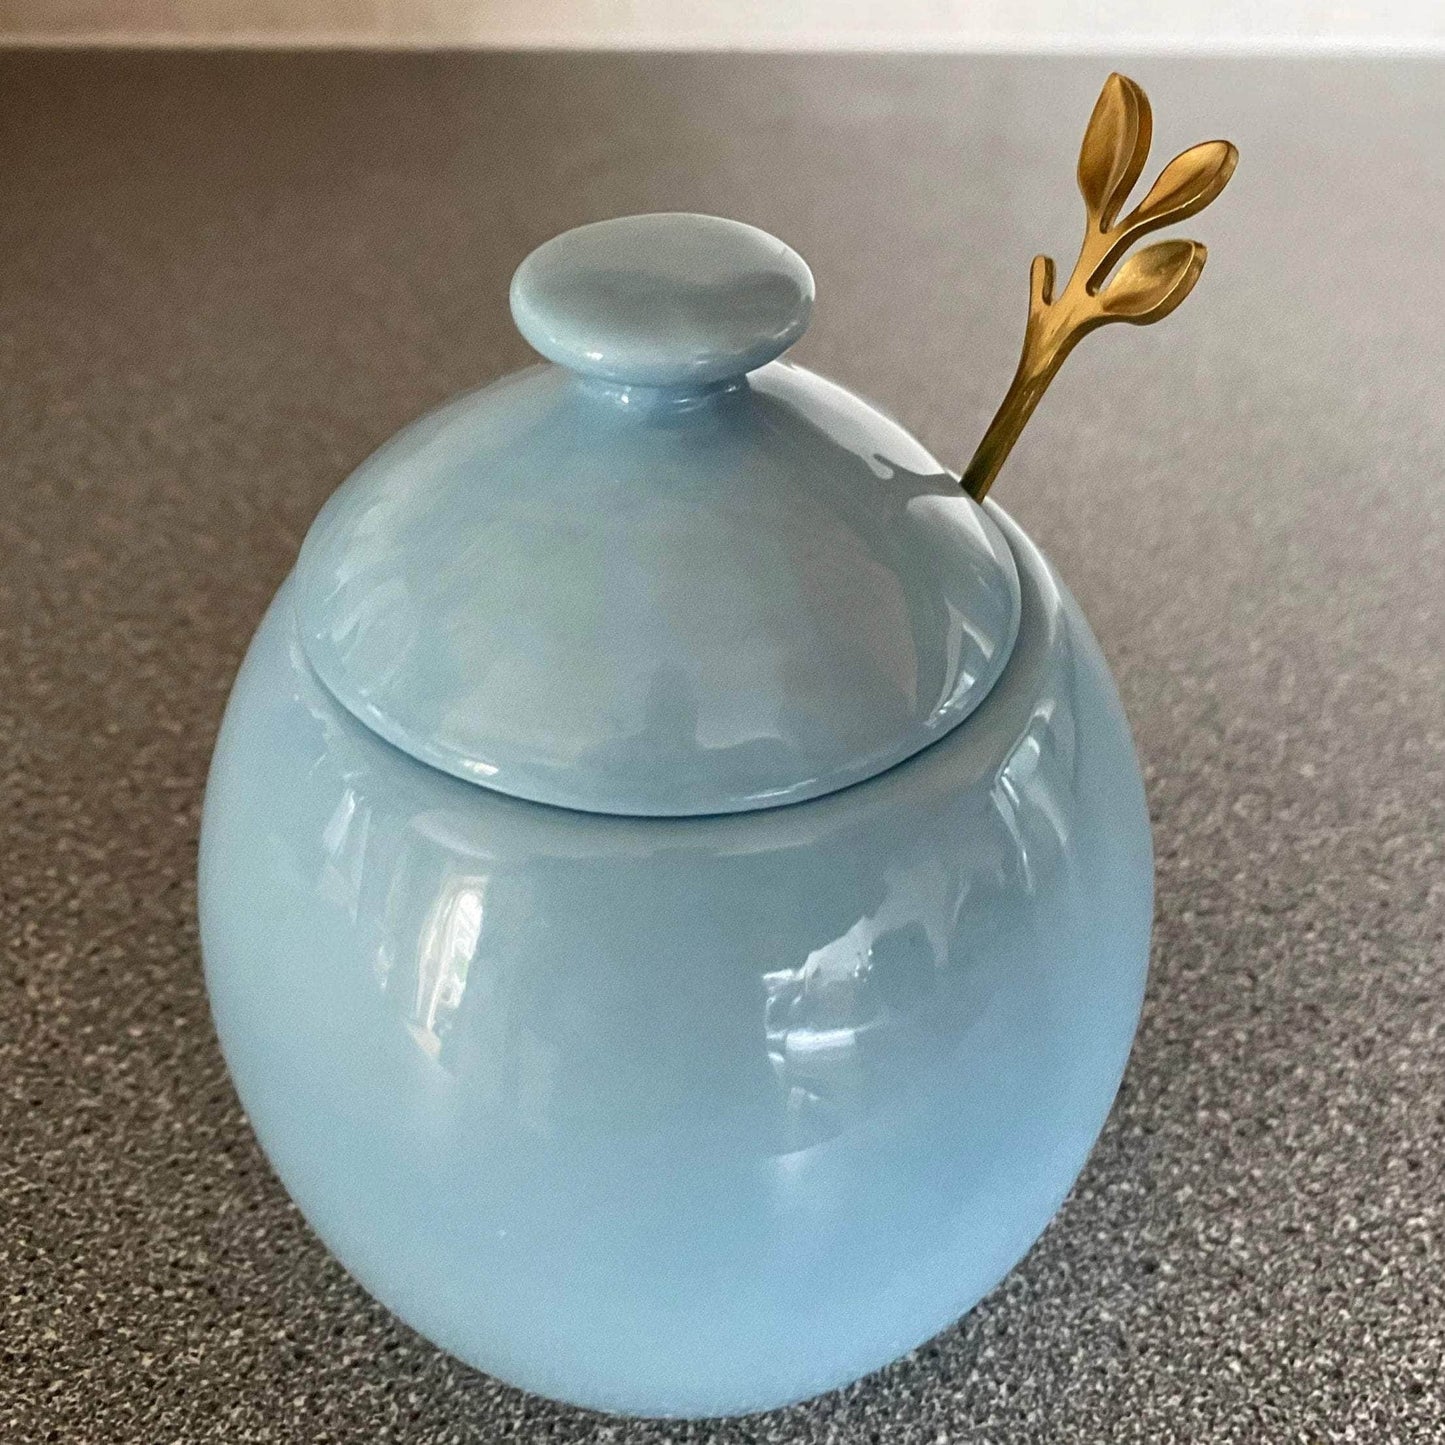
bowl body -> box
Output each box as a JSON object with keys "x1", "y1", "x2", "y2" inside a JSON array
[{"x1": 198, "y1": 505, "x2": 1152, "y2": 1418}]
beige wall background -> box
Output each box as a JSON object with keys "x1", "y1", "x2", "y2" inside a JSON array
[{"x1": 4, "y1": 0, "x2": 1442, "y2": 48}]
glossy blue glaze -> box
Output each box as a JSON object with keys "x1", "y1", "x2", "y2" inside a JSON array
[
  {"x1": 295, "y1": 359, "x2": 1021, "y2": 817},
  {"x1": 509, "y1": 213, "x2": 814, "y2": 387},
  {"x1": 200, "y1": 506, "x2": 1153, "y2": 1418}
]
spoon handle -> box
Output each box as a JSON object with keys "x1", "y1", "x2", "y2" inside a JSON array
[{"x1": 963, "y1": 72, "x2": 1238, "y2": 502}]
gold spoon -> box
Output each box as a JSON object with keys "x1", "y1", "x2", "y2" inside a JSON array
[{"x1": 962, "y1": 73, "x2": 1239, "y2": 502}]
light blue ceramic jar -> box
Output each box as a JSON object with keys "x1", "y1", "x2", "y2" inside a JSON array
[{"x1": 199, "y1": 214, "x2": 1153, "y2": 1418}]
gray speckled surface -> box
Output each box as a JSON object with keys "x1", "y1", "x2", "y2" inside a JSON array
[{"x1": 1, "y1": 50, "x2": 1442, "y2": 1444}]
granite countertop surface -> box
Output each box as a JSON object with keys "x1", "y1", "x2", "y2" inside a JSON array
[{"x1": 1, "y1": 50, "x2": 1441, "y2": 1444}]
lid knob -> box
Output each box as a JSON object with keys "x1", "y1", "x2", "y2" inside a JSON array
[{"x1": 509, "y1": 213, "x2": 814, "y2": 389}]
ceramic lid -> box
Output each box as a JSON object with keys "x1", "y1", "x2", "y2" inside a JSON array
[{"x1": 294, "y1": 213, "x2": 1021, "y2": 817}]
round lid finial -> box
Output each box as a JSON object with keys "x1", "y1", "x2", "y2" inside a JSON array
[{"x1": 509, "y1": 213, "x2": 814, "y2": 388}]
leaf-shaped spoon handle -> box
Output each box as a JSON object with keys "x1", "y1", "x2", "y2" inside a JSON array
[{"x1": 961, "y1": 73, "x2": 1238, "y2": 502}]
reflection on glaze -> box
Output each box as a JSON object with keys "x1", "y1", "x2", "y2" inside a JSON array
[{"x1": 199, "y1": 507, "x2": 1151, "y2": 1418}]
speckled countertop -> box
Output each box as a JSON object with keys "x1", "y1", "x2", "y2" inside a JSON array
[{"x1": 1, "y1": 50, "x2": 1441, "y2": 1444}]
